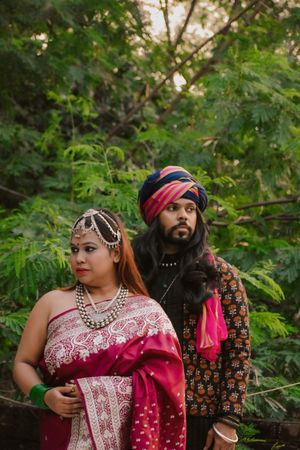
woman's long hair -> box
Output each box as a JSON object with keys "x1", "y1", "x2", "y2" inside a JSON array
[
  {"x1": 132, "y1": 209, "x2": 219, "y2": 313},
  {"x1": 112, "y1": 212, "x2": 148, "y2": 296},
  {"x1": 66, "y1": 208, "x2": 148, "y2": 296}
]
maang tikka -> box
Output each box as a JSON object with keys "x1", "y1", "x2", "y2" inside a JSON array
[{"x1": 72, "y1": 209, "x2": 121, "y2": 249}]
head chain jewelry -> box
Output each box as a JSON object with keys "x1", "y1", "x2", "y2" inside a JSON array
[{"x1": 72, "y1": 209, "x2": 121, "y2": 249}]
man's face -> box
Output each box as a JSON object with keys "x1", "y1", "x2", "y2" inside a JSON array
[{"x1": 158, "y1": 198, "x2": 197, "y2": 251}]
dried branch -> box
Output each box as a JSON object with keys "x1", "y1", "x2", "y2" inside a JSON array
[{"x1": 107, "y1": 0, "x2": 260, "y2": 140}]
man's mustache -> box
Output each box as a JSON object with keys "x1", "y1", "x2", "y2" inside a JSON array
[{"x1": 170, "y1": 222, "x2": 192, "y2": 233}]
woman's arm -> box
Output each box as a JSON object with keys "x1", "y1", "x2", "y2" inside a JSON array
[
  {"x1": 13, "y1": 294, "x2": 50, "y2": 394},
  {"x1": 13, "y1": 292, "x2": 82, "y2": 417}
]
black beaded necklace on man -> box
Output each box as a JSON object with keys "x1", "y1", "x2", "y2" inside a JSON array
[
  {"x1": 150, "y1": 254, "x2": 184, "y2": 343},
  {"x1": 156, "y1": 255, "x2": 180, "y2": 306}
]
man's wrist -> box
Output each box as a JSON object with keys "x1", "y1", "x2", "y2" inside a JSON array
[
  {"x1": 216, "y1": 414, "x2": 240, "y2": 429},
  {"x1": 213, "y1": 422, "x2": 239, "y2": 444}
]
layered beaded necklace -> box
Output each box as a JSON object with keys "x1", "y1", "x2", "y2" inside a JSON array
[
  {"x1": 84, "y1": 284, "x2": 121, "y2": 313},
  {"x1": 75, "y1": 283, "x2": 128, "y2": 329}
]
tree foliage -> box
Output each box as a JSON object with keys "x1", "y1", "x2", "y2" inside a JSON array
[{"x1": 0, "y1": 0, "x2": 299, "y2": 427}]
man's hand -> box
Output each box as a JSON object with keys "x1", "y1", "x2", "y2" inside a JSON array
[
  {"x1": 203, "y1": 422, "x2": 237, "y2": 450},
  {"x1": 44, "y1": 386, "x2": 83, "y2": 418}
]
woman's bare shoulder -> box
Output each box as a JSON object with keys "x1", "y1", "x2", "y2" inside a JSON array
[
  {"x1": 37, "y1": 289, "x2": 74, "y2": 306},
  {"x1": 39, "y1": 289, "x2": 75, "y2": 302},
  {"x1": 33, "y1": 289, "x2": 75, "y2": 316}
]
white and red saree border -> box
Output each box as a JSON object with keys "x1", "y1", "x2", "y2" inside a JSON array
[{"x1": 39, "y1": 295, "x2": 186, "y2": 450}]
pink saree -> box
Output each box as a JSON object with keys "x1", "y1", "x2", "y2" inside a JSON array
[{"x1": 38, "y1": 295, "x2": 186, "y2": 449}]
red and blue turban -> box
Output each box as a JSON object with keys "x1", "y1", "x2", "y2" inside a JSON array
[{"x1": 138, "y1": 166, "x2": 208, "y2": 225}]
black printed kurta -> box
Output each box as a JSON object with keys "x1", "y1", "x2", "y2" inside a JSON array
[
  {"x1": 183, "y1": 256, "x2": 250, "y2": 418},
  {"x1": 149, "y1": 255, "x2": 250, "y2": 420}
]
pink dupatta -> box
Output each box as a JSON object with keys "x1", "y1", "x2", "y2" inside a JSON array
[{"x1": 195, "y1": 255, "x2": 228, "y2": 361}]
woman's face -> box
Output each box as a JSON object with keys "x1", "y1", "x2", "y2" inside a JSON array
[{"x1": 70, "y1": 230, "x2": 120, "y2": 287}]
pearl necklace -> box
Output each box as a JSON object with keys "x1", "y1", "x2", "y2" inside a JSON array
[
  {"x1": 84, "y1": 284, "x2": 122, "y2": 313},
  {"x1": 76, "y1": 283, "x2": 128, "y2": 329}
]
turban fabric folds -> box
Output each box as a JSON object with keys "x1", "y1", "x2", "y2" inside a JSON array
[{"x1": 138, "y1": 166, "x2": 208, "y2": 225}]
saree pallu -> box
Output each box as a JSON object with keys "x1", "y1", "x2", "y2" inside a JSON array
[{"x1": 38, "y1": 295, "x2": 186, "y2": 450}]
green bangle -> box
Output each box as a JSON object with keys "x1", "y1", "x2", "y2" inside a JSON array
[{"x1": 29, "y1": 383, "x2": 51, "y2": 409}]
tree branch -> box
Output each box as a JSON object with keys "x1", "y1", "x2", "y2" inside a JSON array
[
  {"x1": 0, "y1": 393, "x2": 37, "y2": 408},
  {"x1": 230, "y1": 0, "x2": 242, "y2": 15},
  {"x1": 174, "y1": 0, "x2": 197, "y2": 49},
  {"x1": 160, "y1": 0, "x2": 172, "y2": 47},
  {"x1": 157, "y1": 39, "x2": 232, "y2": 123},
  {"x1": 0, "y1": 185, "x2": 30, "y2": 201},
  {"x1": 210, "y1": 213, "x2": 300, "y2": 227},
  {"x1": 236, "y1": 195, "x2": 300, "y2": 210},
  {"x1": 157, "y1": 0, "x2": 265, "y2": 123},
  {"x1": 107, "y1": 0, "x2": 261, "y2": 140}
]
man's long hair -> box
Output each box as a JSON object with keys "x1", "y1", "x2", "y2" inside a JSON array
[{"x1": 132, "y1": 209, "x2": 219, "y2": 314}]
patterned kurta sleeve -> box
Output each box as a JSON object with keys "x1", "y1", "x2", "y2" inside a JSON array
[{"x1": 216, "y1": 257, "x2": 251, "y2": 419}]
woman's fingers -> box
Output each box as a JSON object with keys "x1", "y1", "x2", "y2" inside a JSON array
[
  {"x1": 59, "y1": 403, "x2": 83, "y2": 417},
  {"x1": 65, "y1": 383, "x2": 81, "y2": 399},
  {"x1": 44, "y1": 386, "x2": 83, "y2": 416}
]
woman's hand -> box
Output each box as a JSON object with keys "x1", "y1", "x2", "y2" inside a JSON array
[
  {"x1": 65, "y1": 382, "x2": 81, "y2": 399},
  {"x1": 203, "y1": 422, "x2": 237, "y2": 450},
  {"x1": 44, "y1": 386, "x2": 82, "y2": 418}
]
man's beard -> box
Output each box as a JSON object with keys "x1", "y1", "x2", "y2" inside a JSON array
[{"x1": 158, "y1": 221, "x2": 193, "y2": 247}]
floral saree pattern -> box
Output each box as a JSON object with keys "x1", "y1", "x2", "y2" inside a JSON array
[{"x1": 38, "y1": 295, "x2": 186, "y2": 450}]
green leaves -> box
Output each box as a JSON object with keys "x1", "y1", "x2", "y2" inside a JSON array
[
  {"x1": 250, "y1": 312, "x2": 290, "y2": 346},
  {"x1": 239, "y1": 269, "x2": 285, "y2": 303},
  {"x1": 247, "y1": 337, "x2": 300, "y2": 420},
  {"x1": 0, "y1": 0, "x2": 299, "y2": 424},
  {"x1": 0, "y1": 310, "x2": 29, "y2": 337}
]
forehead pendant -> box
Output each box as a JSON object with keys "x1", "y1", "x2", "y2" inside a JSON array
[{"x1": 71, "y1": 209, "x2": 121, "y2": 249}]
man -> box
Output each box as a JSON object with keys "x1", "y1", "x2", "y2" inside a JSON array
[{"x1": 132, "y1": 166, "x2": 250, "y2": 450}]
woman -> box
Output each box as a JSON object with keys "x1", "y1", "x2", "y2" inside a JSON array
[{"x1": 13, "y1": 208, "x2": 186, "y2": 450}]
